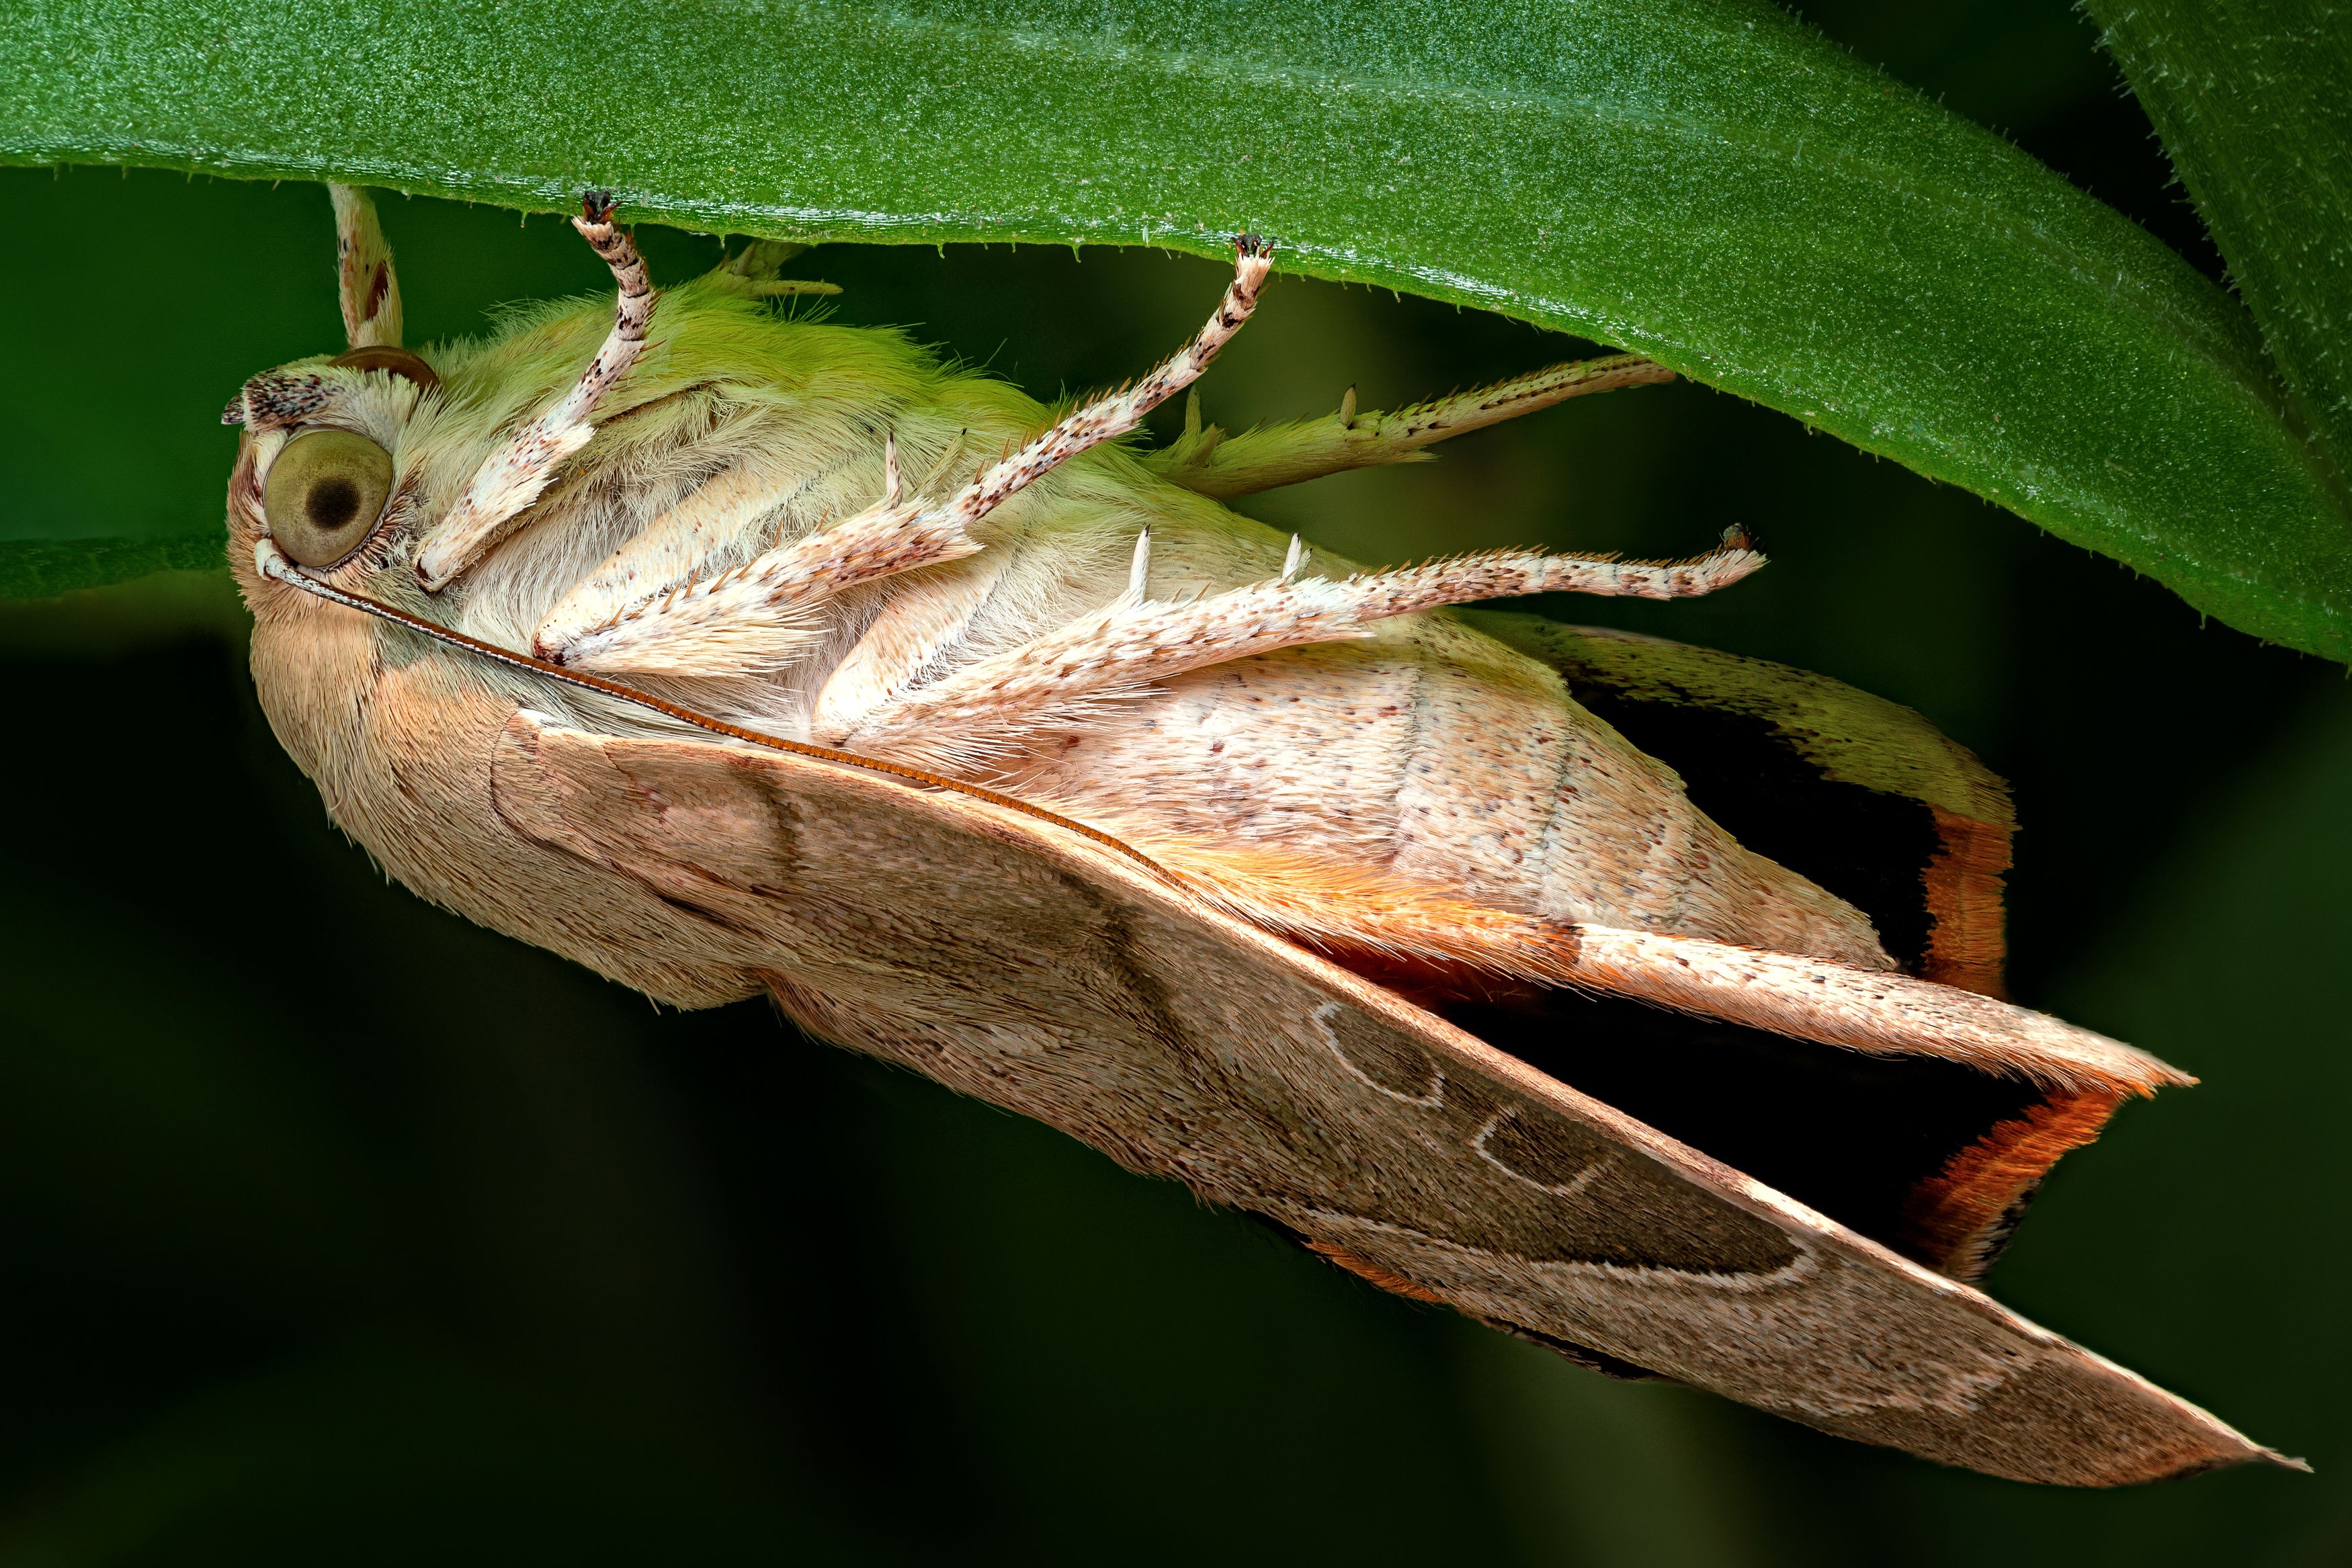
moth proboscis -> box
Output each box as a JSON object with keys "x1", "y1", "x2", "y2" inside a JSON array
[{"x1": 219, "y1": 185, "x2": 2295, "y2": 1486}]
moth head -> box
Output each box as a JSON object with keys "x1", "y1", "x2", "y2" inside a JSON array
[
  {"x1": 224, "y1": 183, "x2": 467, "y2": 619},
  {"x1": 230, "y1": 185, "x2": 671, "y2": 628},
  {"x1": 224, "y1": 343, "x2": 443, "y2": 605}
]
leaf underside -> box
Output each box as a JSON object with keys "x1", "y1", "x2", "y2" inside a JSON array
[
  {"x1": 2085, "y1": 0, "x2": 2352, "y2": 500},
  {"x1": 4, "y1": 0, "x2": 2348, "y2": 658}
]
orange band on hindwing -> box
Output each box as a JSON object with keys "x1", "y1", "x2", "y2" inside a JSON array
[
  {"x1": 1899, "y1": 1088, "x2": 2126, "y2": 1280},
  {"x1": 1921, "y1": 804, "x2": 2013, "y2": 1000}
]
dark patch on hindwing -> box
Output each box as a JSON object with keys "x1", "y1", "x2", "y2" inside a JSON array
[
  {"x1": 1460, "y1": 611, "x2": 2009, "y2": 984},
  {"x1": 1437, "y1": 990, "x2": 2048, "y2": 1276},
  {"x1": 1574, "y1": 693, "x2": 1945, "y2": 970}
]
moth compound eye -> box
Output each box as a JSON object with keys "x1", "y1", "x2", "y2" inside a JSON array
[{"x1": 263, "y1": 429, "x2": 396, "y2": 568}]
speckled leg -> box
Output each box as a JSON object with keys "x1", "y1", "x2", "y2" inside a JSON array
[
  {"x1": 417, "y1": 191, "x2": 657, "y2": 591},
  {"x1": 530, "y1": 238, "x2": 1279, "y2": 677},
  {"x1": 534, "y1": 437, "x2": 993, "y2": 674},
  {"x1": 824, "y1": 525, "x2": 1765, "y2": 767}
]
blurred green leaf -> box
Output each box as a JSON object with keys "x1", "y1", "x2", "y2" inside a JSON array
[
  {"x1": 0, "y1": 535, "x2": 222, "y2": 601},
  {"x1": 0, "y1": 1343, "x2": 888, "y2": 1565},
  {"x1": 3, "y1": 1, "x2": 2349, "y2": 650},
  {"x1": 2085, "y1": 0, "x2": 2352, "y2": 490}
]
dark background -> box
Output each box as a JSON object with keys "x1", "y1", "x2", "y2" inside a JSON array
[{"x1": 2, "y1": 1, "x2": 2346, "y2": 1560}]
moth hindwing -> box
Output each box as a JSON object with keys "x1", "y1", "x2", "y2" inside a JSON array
[{"x1": 218, "y1": 183, "x2": 2285, "y2": 1485}]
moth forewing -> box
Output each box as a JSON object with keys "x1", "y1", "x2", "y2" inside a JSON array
[
  {"x1": 222, "y1": 183, "x2": 2291, "y2": 1485},
  {"x1": 485, "y1": 713, "x2": 2279, "y2": 1487}
]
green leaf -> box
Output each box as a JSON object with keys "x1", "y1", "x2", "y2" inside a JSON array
[
  {"x1": 2083, "y1": 0, "x2": 2352, "y2": 494},
  {"x1": 0, "y1": 533, "x2": 223, "y2": 600},
  {"x1": 5, "y1": 1, "x2": 2349, "y2": 654}
]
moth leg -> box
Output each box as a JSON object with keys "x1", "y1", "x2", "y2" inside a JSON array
[
  {"x1": 330, "y1": 184, "x2": 403, "y2": 349},
  {"x1": 1145, "y1": 354, "x2": 1674, "y2": 500},
  {"x1": 536, "y1": 438, "x2": 997, "y2": 674},
  {"x1": 532, "y1": 460, "x2": 801, "y2": 669},
  {"x1": 825, "y1": 525, "x2": 1763, "y2": 765},
  {"x1": 1081, "y1": 825, "x2": 2187, "y2": 1098},
  {"x1": 1562, "y1": 924, "x2": 2187, "y2": 1096},
  {"x1": 536, "y1": 238, "x2": 1278, "y2": 675},
  {"x1": 1020, "y1": 814, "x2": 2183, "y2": 1097},
  {"x1": 415, "y1": 191, "x2": 657, "y2": 592},
  {"x1": 936, "y1": 232, "x2": 1275, "y2": 531}
]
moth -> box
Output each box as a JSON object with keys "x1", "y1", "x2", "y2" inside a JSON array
[{"x1": 221, "y1": 185, "x2": 2288, "y2": 1486}]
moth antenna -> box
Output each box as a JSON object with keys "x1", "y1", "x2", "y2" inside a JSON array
[
  {"x1": 1126, "y1": 524, "x2": 1154, "y2": 603},
  {"x1": 414, "y1": 189, "x2": 658, "y2": 592},
  {"x1": 883, "y1": 432, "x2": 902, "y2": 505},
  {"x1": 1282, "y1": 534, "x2": 1307, "y2": 582},
  {"x1": 329, "y1": 184, "x2": 403, "y2": 350}
]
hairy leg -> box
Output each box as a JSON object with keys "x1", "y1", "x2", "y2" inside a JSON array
[
  {"x1": 417, "y1": 191, "x2": 657, "y2": 591},
  {"x1": 532, "y1": 236, "x2": 1280, "y2": 677},
  {"x1": 822, "y1": 525, "x2": 1763, "y2": 766},
  {"x1": 1043, "y1": 815, "x2": 2181, "y2": 1098},
  {"x1": 536, "y1": 439, "x2": 997, "y2": 674},
  {"x1": 531, "y1": 445, "x2": 876, "y2": 672}
]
